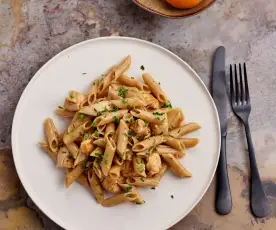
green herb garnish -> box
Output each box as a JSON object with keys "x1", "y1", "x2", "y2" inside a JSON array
[
  {"x1": 128, "y1": 130, "x2": 136, "y2": 136},
  {"x1": 69, "y1": 94, "x2": 74, "y2": 99},
  {"x1": 79, "y1": 114, "x2": 85, "y2": 119},
  {"x1": 97, "y1": 108, "x2": 107, "y2": 116},
  {"x1": 104, "y1": 159, "x2": 108, "y2": 165},
  {"x1": 85, "y1": 135, "x2": 91, "y2": 140},
  {"x1": 146, "y1": 152, "x2": 150, "y2": 157},
  {"x1": 118, "y1": 87, "x2": 128, "y2": 99},
  {"x1": 125, "y1": 186, "x2": 132, "y2": 193},
  {"x1": 129, "y1": 117, "x2": 135, "y2": 123},
  {"x1": 161, "y1": 102, "x2": 172, "y2": 109},
  {"x1": 140, "y1": 65, "x2": 145, "y2": 70},
  {"x1": 140, "y1": 178, "x2": 145, "y2": 182},
  {"x1": 153, "y1": 112, "x2": 165, "y2": 116},
  {"x1": 96, "y1": 159, "x2": 101, "y2": 168},
  {"x1": 82, "y1": 163, "x2": 87, "y2": 169},
  {"x1": 62, "y1": 152, "x2": 67, "y2": 154},
  {"x1": 109, "y1": 106, "x2": 119, "y2": 112},
  {"x1": 126, "y1": 194, "x2": 133, "y2": 198},
  {"x1": 151, "y1": 187, "x2": 155, "y2": 190},
  {"x1": 117, "y1": 155, "x2": 122, "y2": 161},
  {"x1": 136, "y1": 202, "x2": 143, "y2": 205},
  {"x1": 114, "y1": 116, "x2": 120, "y2": 125},
  {"x1": 58, "y1": 106, "x2": 64, "y2": 109},
  {"x1": 131, "y1": 77, "x2": 134, "y2": 79},
  {"x1": 92, "y1": 121, "x2": 97, "y2": 128},
  {"x1": 94, "y1": 131, "x2": 99, "y2": 137},
  {"x1": 95, "y1": 153, "x2": 103, "y2": 158},
  {"x1": 122, "y1": 99, "x2": 128, "y2": 105},
  {"x1": 82, "y1": 73, "x2": 87, "y2": 75}
]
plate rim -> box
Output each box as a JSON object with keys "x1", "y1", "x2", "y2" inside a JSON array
[
  {"x1": 132, "y1": 0, "x2": 216, "y2": 19},
  {"x1": 11, "y1": 36, "x2": 220, "y2": 230}
]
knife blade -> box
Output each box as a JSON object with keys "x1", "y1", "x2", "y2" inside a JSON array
[
  {"x1": 212, "y1": 46, "x2": 227, "y2": 136},
  {"x1": 212, "y1": 46, "x2": 232, "y2": 215}
]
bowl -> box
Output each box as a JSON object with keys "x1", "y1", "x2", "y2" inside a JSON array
[{"x1": 133, "y1": 0, "x2": 215, "y2": 18}]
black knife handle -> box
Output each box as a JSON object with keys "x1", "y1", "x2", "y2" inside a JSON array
[{"x1": 215, "y1": 136, "x2": 232, "y2": 215}]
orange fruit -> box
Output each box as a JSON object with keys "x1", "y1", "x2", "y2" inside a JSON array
[{"x1": 166, "y1": 0, "x2": 202, "y2": 9}]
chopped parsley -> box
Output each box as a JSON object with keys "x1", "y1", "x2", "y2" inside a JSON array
[
  {"x1": 136, "y1": 202, "x2": 143, "y2": 205},
  {"x1": 101, "y1": 74, "x2": 105, "y2": 77},
  {"x1": 62, "y1": 152, "x2": 67, "y2": 154},
  {"x1": 128, "y1": 130, "x2": 136, "y2": 136},
  {"x1": 96, "y1": 159, "x2": 101, "y2": 168},
  {"x1": 84, "y1": 135, "x2": 91, "y2": 140},
  {"x1": 171, "y1": 195, "x2": 174, "y2": 199},
  {"x1": 129, "y1": 117, "x2": 135, "y2": 123},
  {"x1": 92, "y1": 121, "x2": 97, "y2": 128},
  {"x1": 126, "y1": 194, "x2": 132, "y2": 198},
  {"x1": 140, "y1": 65, "x2": 145, "y2": 70},
  {"x1": 82, "y1": 73, "x2": 87, "y2": 75},
  {"x1": 151, "y1": 187, "x2": 155, "y2": 190},
  {"x1": 104, "y1": 159, "x2": 108, "y2": 165},
  {"x1": 140, "y1": 178, "x2": 145, "y2": 182},
  {"x1": 122, "y1": 99, "x2": 128, "y2": 105},
  {"x1": 58, "y1": 106, "x2": 64, "y2": 109},
  {"x1": 146, "y1": 152, "x2": 150, "y2": 157},
  {"x1": 79, "y1": 114, "x2": 85, "y2": 119},
  {"x1": 153, "y1": 112, "x2": 165, "y2": 116},
  {"x1": 109, "y1": 106, "x2": 119, "y2": 112},
  {"x1": 95, "y1": 153, "x2": 103, "y2": 158},
  {"x1": 82, "y1": 163, "x2": 87, "y2": 169},
  {"x1": 161, "y1": 102, "x2": 172, "y2": 109},
  {"x1": 69, "y1": 94, "x2": 74, "y2": 99},
  {"x1": 97, "y1": 108, "x2": 107, "y2": 116},
  {"x1": 117, "y1": 155, "x2": 122, "y2": 161},
  {"x1": 125, "y1": 186, "x2": 132, "y2": 193},
  {"x1": 118, "y1": 87, "x2": 128, "y2": 99},
  {"x1": 114, "y1": 116, "x2": 120, "y2": 125},
  {"x1": 94, "y1": 131, "x2": 99, "y2": 137},
  {"x1": 131, "y1": 77, "x2": 134, "y2": 79}
]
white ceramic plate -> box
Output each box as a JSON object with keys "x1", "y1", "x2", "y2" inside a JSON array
[{"x1": 12, "y1": 37, "x2": 220, "y2": 230}]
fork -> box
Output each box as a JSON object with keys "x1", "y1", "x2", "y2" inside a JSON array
[{"x1": 230, "y1": 63, "x2": 270, "y2": 218}]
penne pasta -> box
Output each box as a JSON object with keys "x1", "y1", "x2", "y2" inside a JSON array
[
  {"x1": 117, "y1": 75, "x2": 143, "y2": 90},
  {"x1": 142, "y1": 73, "x2": 168, "y2": 104},
  {"x1": 156, "y1": 145, "x2": 185, "y2": 158},
  {"x1": 101, "y1": 136, "x2": 116, "y2": 176},
  {"x1": 169, "y1": 123, "x2": 201, "y2": 138},
  {"x1": 65, "y1": 164, "x2": 84, "y2": 188},
  {"x1": 101, "y1": 192, "x2": 138, "y2": 207},
  {"x1": 63, "y1": 121, "x2": 93, "y2": 144},
  {"x1": 116, "y1": 120, "x2": 129, "y2": 159},
  {"x1": 44, "y1": 118, "x2": 59, "y2": 153},
  {"x1": 178, "y1": 138, "x2": 200, "y2": 148},
  {"x1": 167, "y1": 108, "x2": 185, "y2": 130},
  {"x1": 39, "y1": 56, "x2": 199, "y2": 207},
  {"x1": 55, "y1": 107, "x2": 75, "y2": 118},
  {"x1": 88, "y1": 170, "x2": 104, "y2": 204},
  {"x1": 130, "y1": 109, "x2": 165, "y2": 125},
  {"x1": 161, "y1": 154, "x2": 192, "y2": 178},
  {"x1": 39, "y1": 141, "x2": 57, "y2": 162},
  {"x1": 132, "y1": 135, "x2": 167, "y2": 152},
  {"x1": 114, "y1": 56, "x2": 131, "y2": 80},
  {"x1": 126, "y1": 177, "x2": 159, "y2": 187},
  {"x1": 88, "y1": 80, "x2": 99, "y2": 105},
  {"x1": 165, "y1": 136, "x2": 186, "y2": 152}
]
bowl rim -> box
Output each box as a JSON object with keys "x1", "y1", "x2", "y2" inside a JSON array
[{"x1": 132, "y1": 0, "x2": 216, "y2": 18}]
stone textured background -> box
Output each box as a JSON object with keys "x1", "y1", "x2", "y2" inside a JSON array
[{"x1": 0, "y1": 0, "x2": 276, "y2": 229}]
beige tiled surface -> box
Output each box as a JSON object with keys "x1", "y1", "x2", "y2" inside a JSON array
[{"x1": 0, "y1": 0, "x2": 276, "y2": 229}]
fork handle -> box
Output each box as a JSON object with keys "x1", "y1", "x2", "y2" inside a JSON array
[
  {"x1": 244, "y1": 121, "x2": 270, "y2": 217},
  {"x1": 215, "y1": 136, "x2": 232, "y2": 215}
]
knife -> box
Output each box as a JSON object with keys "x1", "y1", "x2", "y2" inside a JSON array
[{"x1": 212, "y1": 46, "x2": 232, "y2": 215}]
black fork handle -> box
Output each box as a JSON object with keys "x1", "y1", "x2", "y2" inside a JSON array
[
  {"x1": 244, "y1": 121, "x2": 270, "y2": 217},
  {"x1": 215, "y1": 136, "x2": 232, "y2": 215}
]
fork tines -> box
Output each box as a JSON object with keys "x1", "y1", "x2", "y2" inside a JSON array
[{"x1": 230, "y1": 63, "x2": 250, "y2": 105}]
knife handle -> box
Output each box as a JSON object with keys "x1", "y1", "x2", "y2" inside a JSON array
[{"x1": 215, "y1": 136, "x2": 232, "y2": 215}]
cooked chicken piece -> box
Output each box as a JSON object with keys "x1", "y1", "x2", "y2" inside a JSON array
[
  {"x1": 133, "y1": 156, "x2": 146, "y2": 177},
  {"x1": 129, "y1": 119, "x2": 151, "y2": 140},
  {"x1": 142, "y1": 93, "x2": 160, "y2": 109},
  {"x1": 150, "y1": 113, "x2": 169, "y2": 136},
  {"x1": 146, "y1": 152, "x2": 162, "y2": 176}
]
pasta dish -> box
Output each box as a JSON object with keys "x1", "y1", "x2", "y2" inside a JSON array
[{"x1": 39, "y1": 56, "x2": 201, "y2": 207}]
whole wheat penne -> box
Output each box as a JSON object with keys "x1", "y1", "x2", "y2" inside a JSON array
[
  {"x1": 117, "y1": 75, "x2": 143, "y2": 90},
  {"x1": 161, "y1": 154, "x2": 192, "y2": 178},
  {"x1": 44, "y1": 118, "x2": 59, "y2": 153},
  {"x1": 101, "y1": 192, "x2": 137, "y2": 207},
  {"x1": 88, "y1": 170, "x2": 104, "y2": 204},
  {"x1": 178, "y1": 138, "x2": 200, "y2": 148},
  {"x1": 169, "y1": 123, "x2": 201, "y2": 138},
  {"x1": 88, "y1": 80, "x2": 99, "y2": 105},
  {"x1": 55, "y1": 108, "x2": 75, "y2": 118},
  {"x1": 132, "y1": 135, "x2": 167, "y2": 152},
  {"x1": 114, "y1": 56, "x2": 131, "y2": 80}
]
